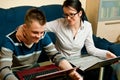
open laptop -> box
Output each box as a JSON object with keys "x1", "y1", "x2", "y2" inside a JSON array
[
  {"x1": 33, "y1": 68, "x2": 74, "y2": 80},
  {"x1": 86, "y1": 56, "x2": 120, "y2": 71},
  {"x1": 69, "y1": 55, "x2": 120, "y2": 72},
  {"x1": 15, "y1": 64, "x2": 74, "y2": 80}
]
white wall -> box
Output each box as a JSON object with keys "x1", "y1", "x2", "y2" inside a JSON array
[
  {"x1": 0, "y1": 0, "x2": 63, "y2": 9},
  {"x1": 0, "y1": 0, "x2": 86, "y2": 9}
]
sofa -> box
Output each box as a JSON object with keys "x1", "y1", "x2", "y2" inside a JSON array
[{"x1": 0, "y1": 4, "x2": 119, "y2": 80}]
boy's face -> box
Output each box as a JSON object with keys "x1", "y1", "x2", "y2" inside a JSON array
[{"x1": 24, "y1": 20, "x2": 45, "y2": 44}]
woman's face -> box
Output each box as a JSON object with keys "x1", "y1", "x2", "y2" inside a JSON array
[{"x1": 63, "y1": 6, "x2": 82, "y2": 26}]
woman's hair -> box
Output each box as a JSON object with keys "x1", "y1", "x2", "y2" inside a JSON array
[
  {"x1": 25, "y1": 8, "x2": 46, "y2": 26},
  {"x1": 62, "y1": 0, "x2": 85, "y2": 21}
]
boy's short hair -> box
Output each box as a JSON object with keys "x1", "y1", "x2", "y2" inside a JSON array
[{"x1": 25, "y1": 8, "x2": 46, "y2": 26}]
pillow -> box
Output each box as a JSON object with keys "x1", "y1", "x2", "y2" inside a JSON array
[
  {"x1": 93, "y1": 35, "x2": 113, "y2": 50},
  {"x1": 109, "y1": 44, "x2": 120, "y2": 56}
]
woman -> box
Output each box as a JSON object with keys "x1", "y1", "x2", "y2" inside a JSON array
[{"x1": 16, "y1": 0, "x2": 119, "y2": 80}]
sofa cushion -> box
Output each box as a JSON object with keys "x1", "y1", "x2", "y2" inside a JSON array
[
  {"x1": 40, "y1": 4, "x2": 63, "y2": 22},
  {"x1": 0, "y1": 35, "x2": 5, "y2": 47},
  {"x1": 109, "y1": 44, "x2": 120, "y2": 56},
  {"x1": 93, "y1": 35, "x2": 113, "y2": 50}
]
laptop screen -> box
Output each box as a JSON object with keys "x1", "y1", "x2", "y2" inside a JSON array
[{"x1": 33, "y1": 68, "x2": 74, "y2": 80}]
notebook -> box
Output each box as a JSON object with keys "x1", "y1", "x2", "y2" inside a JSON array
[{"x1": 69, "y1": 55, "x2": 120, "y2": 72}]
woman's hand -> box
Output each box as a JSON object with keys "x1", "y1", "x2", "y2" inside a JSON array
[
  {"x1": 106, "y1": 52, "x2": 117, "y2": 59},
  {"x1": 16, "y1": 25, "x2": 28, "y2": 43}
]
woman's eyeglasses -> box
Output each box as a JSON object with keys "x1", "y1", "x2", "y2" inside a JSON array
[{"x1": 63, "y1": 12, "x2": 78, "y2": 18}]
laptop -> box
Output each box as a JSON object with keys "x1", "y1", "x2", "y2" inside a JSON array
[
  {"x1": 87, "y1": 56, "x2": 120, "y2": 71},
  {"x1": 33, "y1": 68, "x2": 74, "y2": 80},
  {"x1": 14, "y1": 64, "x2": 74, "y2": 80},
  {"x1": 69, "y1": 55, "x2": 120, "y2": 72}
]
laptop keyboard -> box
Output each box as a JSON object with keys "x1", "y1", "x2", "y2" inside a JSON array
[
  {"x1": 23, "y1": 68, "x2": 58, "y2": 80},
  {"x1": 15, "y1": 64, "x2": 60, "y2": 80}
]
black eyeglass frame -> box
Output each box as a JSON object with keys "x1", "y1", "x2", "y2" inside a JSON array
[{"x1": 63, "y1": 12, "x2": 78, "y2": 18}]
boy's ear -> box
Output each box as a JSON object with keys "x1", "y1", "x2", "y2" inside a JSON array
[{"x1": 23, "y1": 24, "x2": 27, "y2": 29}]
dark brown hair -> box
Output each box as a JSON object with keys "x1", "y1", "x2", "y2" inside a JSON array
[
  {"x1": 25, "y1": 8, "x2": 46, "y2": 26},
  {"x1": 62, "y1": 0, "x2": 86, "y2": 21}
]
